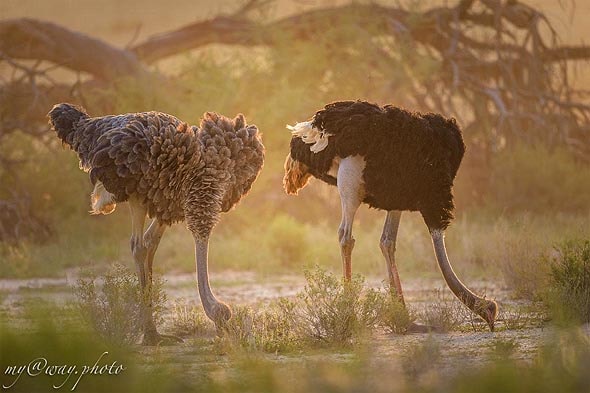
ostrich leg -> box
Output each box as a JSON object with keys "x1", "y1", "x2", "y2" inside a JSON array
[
  {"x1": 128, "y1": 198, "x2": 153, "y2": 343},
  {"x1": 141, "y1": 219, "x2": 182, "y2": 344},
  {"x1": 380, "y1": 210, "x2": 404, "y2": 304},
  {"x1": 430, "y1": 229, "x2": 498, "y2": 331},
  {"x1": 129, "y1": 198, "x2": 147, "y2": 287},
  {"x1": 382, "y1": 211, "x2": 432, "y2": 333},
  {"x1": 337, "y1": 156, "x2": 364, "y2": 281}
]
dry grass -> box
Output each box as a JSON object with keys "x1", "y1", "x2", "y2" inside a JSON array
[
  {"x1": 415, "y1": 289, "x2": 466, "y2": 332},
  {"x1": 217, "y1": 300, "x2": 300, "y2": 353},
  {"x1": 169, "y1": 298, "x2": 211, "y2": 337}
]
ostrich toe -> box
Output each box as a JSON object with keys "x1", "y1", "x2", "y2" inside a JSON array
[{"x1": 142, "y1": 331, "x2": 184, "y2": 346}]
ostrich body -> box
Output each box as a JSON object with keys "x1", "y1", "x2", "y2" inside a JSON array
[
  {"x1": 284, "y1": 100, "x2": 497, "y2": 331},
  {"x1": 49, "y1": 103, "x2": 264, "y2": 344}
]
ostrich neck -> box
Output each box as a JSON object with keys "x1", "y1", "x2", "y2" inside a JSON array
[
  {"x1": 194, "y1": 236, "x2": 223, "y2": 321},
  {"x1": 430, "y1": 229, "x2": 483, "y2": 311}
]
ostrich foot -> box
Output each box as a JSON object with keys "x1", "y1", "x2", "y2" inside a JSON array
[
  {"x1": 142, "y1": 331, "x2": 184, "y2": 346},
  {"x1": 406, "y1": 322, "x2": 441, "y2": 334}
]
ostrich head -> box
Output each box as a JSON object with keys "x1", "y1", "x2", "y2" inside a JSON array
[
  {"x1": 283, "y1": 153, "x2": 312, "y2": 195},
  {"x1": 476, "y1": 299, "x2": 498, "y2": 331}
]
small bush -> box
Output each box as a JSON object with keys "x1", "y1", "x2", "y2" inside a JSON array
[
  {"x1": 219, "y1": 267, "x2": 402, "y2": 352},
  {"x1": 75, "y1": 264, "x2": 166, "y2": 345},
  {"x1": 295, "y1": 267, "x2": 382, "y2": 345},
  {"x1": 546, "y1": 240, "x2": 590, "y2": 324},
  {"x1": 219, "y1": 305, "x2": 256, "y2": 349},
  {"x1": 376, "y1": 287, "x2": 414, "y2": 334},
  {"x1": 498, "y1": 308, "x2": 528, "y2": 331},
  {"x1": 170, "y1": 299, "x2": 210, "y2": 337}
]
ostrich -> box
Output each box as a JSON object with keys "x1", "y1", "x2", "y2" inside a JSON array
[
  {"x1": 48, "y1": 103, "x2": 264, "y2": 344},
  {"x1": 284, "y1": 100, "x2": 497, "y2": 331}
]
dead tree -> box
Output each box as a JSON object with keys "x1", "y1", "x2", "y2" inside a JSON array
[{"x1": 1, "y1": 0, "x2": 589, "y2": 241}]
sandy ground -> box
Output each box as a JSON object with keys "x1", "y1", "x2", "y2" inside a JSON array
[
  {"x1": 0, "y1": 270, "x2": 557, "y2": 373},
  {"x1": 7, "y1": 269, "x2": 590, "y2": 393}
]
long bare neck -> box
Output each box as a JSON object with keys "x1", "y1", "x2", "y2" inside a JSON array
[
  {"x1": 430, "y1": 229, "x2": 497, "y2": 330},
  {"x1": 193, "y1": 235, "x2": 230, "y2": 324}
]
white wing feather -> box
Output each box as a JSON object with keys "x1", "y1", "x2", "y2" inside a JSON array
[{"x1": 286, "y1": 121, "x2": 331, "y2": 153}]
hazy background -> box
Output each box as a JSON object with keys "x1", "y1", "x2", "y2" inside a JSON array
[
  {"x1": 1, "y1": 0, "x2": 589, "y2": 289},
  {"x1": 1, "y1": 2, "x2": 590, "y2": 393}
]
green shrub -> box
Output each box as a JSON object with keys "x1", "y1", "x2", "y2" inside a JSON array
[
  {"x1": 295, "y1": 267, "x2": 382, "y2": 345},
  {"x1": 546, "y1": 240, "x2": 590, "y2": 324},
  {"x1": 376, "y1": 288, "x2": 414, "y2": 334},
  {"x1": 218, "y1": 267, "x2": 405, "y2": 352},
  {"x1": 0, "y1": 302, "x2": 140, "y2": 393},
  {"x1": 254, "y1": 298, "x2": 301, "y2": 353},
  {"x1": 75, "y1": 264, "x2": 166, "y2": 345}
]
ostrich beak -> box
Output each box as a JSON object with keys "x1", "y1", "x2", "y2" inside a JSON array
[{"x1": 480, "y1": 300, "x2": 498, "y2": 332}]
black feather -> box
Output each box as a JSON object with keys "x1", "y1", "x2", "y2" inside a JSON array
[{"x1": 289, "y1": 100, "x2": 465, "y2": 230}]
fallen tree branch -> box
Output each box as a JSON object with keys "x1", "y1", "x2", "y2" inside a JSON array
[{"x1": 0, "y1": 18, "x2": 146, "y2": 80}]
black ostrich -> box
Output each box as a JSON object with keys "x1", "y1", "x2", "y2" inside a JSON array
[{"x1": 283, "y1": 100, "x2": 497, "y2": 331}]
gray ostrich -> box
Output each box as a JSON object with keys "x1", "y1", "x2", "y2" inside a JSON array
[
  {"x1": 48, "y1": 103, "x2": 265, "y2": 344},
  {"x1": 284, "y1": 100, "x2": 497, "y2": 331}
]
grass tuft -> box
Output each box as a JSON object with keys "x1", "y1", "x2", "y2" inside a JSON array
[
  {"x1": 170, "y1": 298, "x2": 211, "y2": 337},
  {"x1": 415, "y1": 289, "x2": 465, "y2": 332},
  {"x1": 218, "y1": 300, "x2": 300, "y2": 353}
]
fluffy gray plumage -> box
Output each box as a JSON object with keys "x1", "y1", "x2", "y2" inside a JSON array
[{"x1": 48, "y1": 103, "x2": 264, "y2": 234}]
